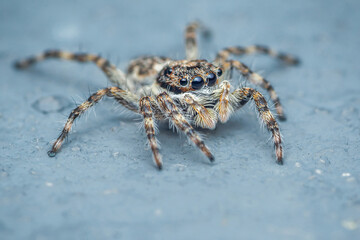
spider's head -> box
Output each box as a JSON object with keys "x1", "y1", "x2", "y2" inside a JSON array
[{"x1": 156, "y1": 60, "x2": 223, "y2": 94}]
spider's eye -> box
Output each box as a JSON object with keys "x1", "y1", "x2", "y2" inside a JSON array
[
  {"x1": 191, "y1": 76, "x2": 204, "y2": 90},
  {"x1": 206, "y1": 73, "x2": 217, "y2": 86},
  {"x1": 180, "y1": 78, "x2": 188, "y2": 86},
  {"x1": 165, "y1": 67, "x2": 172, "y2": 75},
  {"x1": 216, "y1": 68, "x2": 223, "y2": 77}
]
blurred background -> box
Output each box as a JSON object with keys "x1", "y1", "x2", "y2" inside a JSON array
[{"x1": 1, "y1": 0, "x2": 359, "y2": 239}]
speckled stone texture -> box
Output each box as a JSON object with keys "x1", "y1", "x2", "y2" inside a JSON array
[{"x1": 1, "y1": 0, "x2": 359, "y2": 239}]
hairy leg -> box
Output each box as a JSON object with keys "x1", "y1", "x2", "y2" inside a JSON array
[
  {"x1": 185, "y1": 21, "x2": 210, "y2": 60},
  {"x1": 214, "y1": 45, "x2": 300, "y2": 65},
  {"x1": 229, "y1": 87, "x2": 283, "y2": 164},
  {"x1": 156, "y1": 92, "x2": 214, "y2": 162},
  {"x1": 139, "y1": 96, "x2": 162, "y2": 170},
  {"x1": 48, "y1": 87, "x2": 139, "y2": 156},
  {"x1": 221, "y1": 59, "x2": 286, "y2": 120},
  {"x1": 14, "y1": 50, "x2": 128, "y2": 88}
]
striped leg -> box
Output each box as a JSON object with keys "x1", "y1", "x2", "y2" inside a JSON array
[
  {"x1": 185, "y1": 21, "x2": 210, "y2": 60},
  {"x1": 215, "y1": 45, "x2": 300, "y2": 65},
  {"x1": 139, "y1": 96, "x2": 162, "y2": 170},
  {"x1": 231, "y1": 87, "x2": 283, "y2": 164},
  {"x1": 222, "y1": 60, "x2": 286, "y2": 120},
  {"x1": 156, "y1": 92, "x2": 214, "y2": 162},
  {"x1": 14, "y1": 50, "x2": 128, "y2": 88},
  {"x1": 48, "y1": 87, "x2": 139, "y2": 157}
]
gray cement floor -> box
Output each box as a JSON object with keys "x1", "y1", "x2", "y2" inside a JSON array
[{"x1": 1, "y1": 0, "x2": 359, "y2": 239}]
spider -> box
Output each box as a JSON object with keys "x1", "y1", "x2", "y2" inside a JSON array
[{"x1": 14, "y1": 22, "x2": 299, "y2": 170}]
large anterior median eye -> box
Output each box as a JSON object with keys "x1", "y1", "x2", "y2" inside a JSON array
[
  {"x1": 192, "y1": 76, "x2": 204, "y2": 89},
  {"x1": 206, "y1": 73, "x2": 217, "y2": 86}
]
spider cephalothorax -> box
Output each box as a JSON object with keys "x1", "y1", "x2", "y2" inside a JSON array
[
  {"x1": 156, "y1": 60, "x2": 223, "y2": 93},
  {"x1": 14, "y1": 21, "x2": 299, "y2": 170}
]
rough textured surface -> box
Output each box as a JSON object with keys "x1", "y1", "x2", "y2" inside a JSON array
[{"x1": 1, "y1": 0, "x2": 359, "y2": 239}]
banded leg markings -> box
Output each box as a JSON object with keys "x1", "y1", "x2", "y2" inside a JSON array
[
  {"x1": 215, "y1": 45, "x2": 300, "y2": 65},
  {"x1": 139, "y1": 96, "x2": 162, "y2": 170},
  {"x1": 185, "y1": 21, "x2": 210, "y2": 60},
  {"x1": 224, "y1": 60, "x2": 286, "y2": 120},
  {"x1": 231, "y1": 87, "x2": 283, "y2": 164},
  {"x1": 185, "y1": 22, "x2": 200, "y2": 60},
  {"x1": 156, "y1": 92, "x2": 214, "y2": 162},
  {"x1": 14, "y1": 50, "x2": 128, "y2": 87},
  {"x1": 48, "y1": 87, "x2": 139, "y2": 156}
]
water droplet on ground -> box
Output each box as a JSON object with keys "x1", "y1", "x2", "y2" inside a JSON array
[{"x1": 32, "y1": 95, "x2": 71, "y2": 114}]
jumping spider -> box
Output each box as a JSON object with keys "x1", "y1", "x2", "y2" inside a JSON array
[{"x1": 14, "y1": 22, "x2": 299, "y2": 170}]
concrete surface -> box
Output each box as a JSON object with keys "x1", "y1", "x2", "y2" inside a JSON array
[{"x1": 1, "y1": 0, "x2": 359, "y2": 239}]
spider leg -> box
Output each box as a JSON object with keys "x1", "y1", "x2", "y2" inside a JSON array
[
  {"x1": 227, "y1": 87, "x2": 283, "y2": 164},
  {"x1": 139, "y1": 96, "x2": 163, "y2": 170},
  {"x1": 221, "y1": 59, "x2": 286, "y2": 120},
  {"x1": 156, "y1": 92, "x2": 214, "y2": 162},
  {"x1": 185, "y1": 21, "x2": 211, "y2": 60},
  {"x1": 214, "y1": 45, "x2": 300, "y2": 66},
  {"x1": 14, "y1": 50, "x2": 128, "y2": 88},
  {"x1": 48, "y1": 87, "x2": 139, "y2": 156}
]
